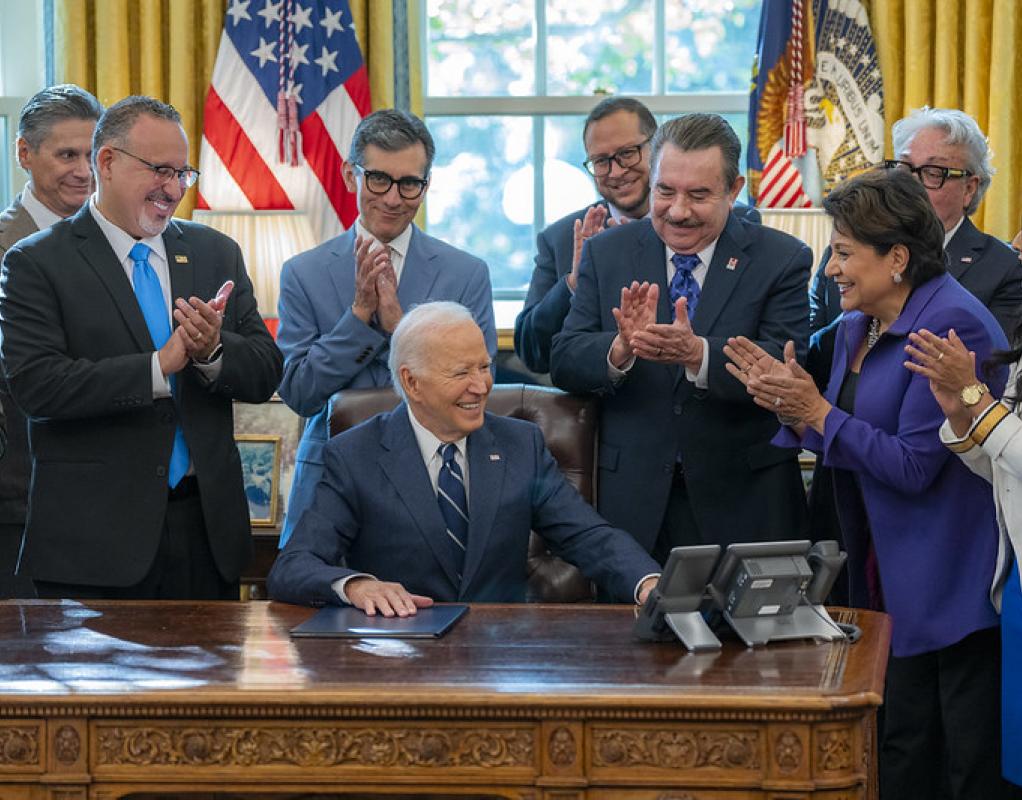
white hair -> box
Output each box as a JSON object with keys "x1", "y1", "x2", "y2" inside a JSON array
[
  {"x1": 388, "y1": 301, "x2": 476, "y2": 401},
  {"x1": 892, "y1": 106, "x2": 993, "y2": 215}
]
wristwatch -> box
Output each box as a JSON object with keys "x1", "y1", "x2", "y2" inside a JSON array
[
  {"x1": 959, "y1": 382, "x2": 989, "y2": 407},
  {"x1": 193, "y1": 342, "x2": 224, "y2": 365}
]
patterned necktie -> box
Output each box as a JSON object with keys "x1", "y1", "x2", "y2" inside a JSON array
[
  {"x1": 130, "y1": 242, "x2": 190, "y2": 488},
  {"x1": 436, "y1": 443, "x2": 469, "y2": 577},
  {"x1": 669, "y1": 253, "x2": 702, "y2": 320}
]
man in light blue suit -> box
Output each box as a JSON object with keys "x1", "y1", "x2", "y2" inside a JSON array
[
  {"x1": 276, "y1": 110, "x2": 496, "y2": 546},
  {"x1": 267, "y1": 302, "x2": 659, "y2": 614}
]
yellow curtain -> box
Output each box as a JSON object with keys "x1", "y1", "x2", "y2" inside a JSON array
[
  {"x1": 54, "y1": 0, "x2": 223, "y2": 219},
  {"x1": 869, "y1": 0, "x2": 1022, "y2": 238},
  {"x1": 349, "y1": 0, "x2": 423, "y2": 116}
]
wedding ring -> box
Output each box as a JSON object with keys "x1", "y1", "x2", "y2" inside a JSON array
[
  {"x1": 656, "y1": 347, "x2": 663, "y2": 356},
  {"x1": 774, "y1": 397, "x2": 782, "y2": 408},
  {"x1": 937, "y1": 352, "x2": 945, "y2": 361}
]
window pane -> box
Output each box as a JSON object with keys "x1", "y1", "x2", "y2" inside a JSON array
[
  {"x1": 665, "y1": 0, "x2": 761, "y2": 92},
  {"x1": 543, "y1": 115, "x2": 599, "y2": 226},
  {"x1": 426, "y1": 0, "x2": 535, "y2": 96},
  {"x1": 426, "y1": 116, "x2": 536, "y2": 293},
  {"x1": 546, "y1": 0, "x2": 653, "y2": 95}
]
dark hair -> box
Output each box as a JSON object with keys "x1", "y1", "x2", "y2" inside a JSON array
[
  {"x1": 17, "y1": 84, "x2": 102, "y2": 150},
  {"x1": 822, "y1": 168, "x2": 946, "y2": 287},
  {"x1": 650, "y1": 113, "x2": 742, "y2": 189},
  {"x1": 92, "y1": 95, "x2": 183, "y2": 170},
  {"x1": 348, "y1": 109, "x2": 435, "y2": 175},
  {"x1": 582, "y1": 96, "x2": 657, "y2": 144}
]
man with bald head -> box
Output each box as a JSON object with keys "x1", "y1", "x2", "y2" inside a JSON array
[
  {"x1": 268, "y1": 301, "x2": 660, "y2": 614},
  {"x1": 0, "y1": 84, "x2": 102, "y2": 598}
]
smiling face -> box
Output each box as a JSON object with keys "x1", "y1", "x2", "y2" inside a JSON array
[
  {"x1": 342, "y1": 142, "x2": 429, "y2": 244},
  {"x1": 900, "y1": 126, "x2": 980, "y2": 231},
  {"x1": 824, "y1": 228, "x2": 910, "y2": 321},
  {"x1": 94, "y1": 114, "x2": 189, "y2": 238},
  {"x1": 17, "y1": 117, "x2": 96, "y2": 218},
  {"x1": 400, "y1": 320, "x2": 493, "y2": 443},
  {"x1": 651, "y1": 143, "x2": 742, "y2": 255},
  {"x1": 584, "y1": 109, "x2": 652, "y2": 217}
]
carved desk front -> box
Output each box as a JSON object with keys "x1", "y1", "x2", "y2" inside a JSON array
[{"x1": 0, "y1": 601, "x2": 889, "y2": 800}]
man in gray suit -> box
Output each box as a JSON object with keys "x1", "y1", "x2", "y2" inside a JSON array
[
  {"x1": 277, "y1": 109, "x2": 496, "y2": 546},
  {"x1": 0, "y1": 84, "x2": 102, "y2": 598}
]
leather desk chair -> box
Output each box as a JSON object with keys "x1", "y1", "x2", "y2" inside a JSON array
[{"x1": 329, "y1": 384, "x2": 597, "y2": 602}]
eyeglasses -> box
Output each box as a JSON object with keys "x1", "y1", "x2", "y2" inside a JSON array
[
  {"x1": 112, "y1": 146, "x2": 200, "y2": 189},
  {"x1": 353, "y1": 165, "x2": 429, "y2": 199},
  {"x1": 583, "y1": 138, "x2": 652, "y2": 177},
  {"x1": 882, "y1": 159, "x2": 972, "y2": 190}
]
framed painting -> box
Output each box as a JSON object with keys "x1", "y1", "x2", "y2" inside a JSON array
[{"x1": 236, "y1": 434, "x2": 282, "y2": 526}]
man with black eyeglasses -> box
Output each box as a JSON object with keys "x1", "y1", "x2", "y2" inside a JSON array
[
  {"x1": 0, "y1": 95, "x2": 282, "y2": 600},
  {"x1": 276, "y1": 109, "x2": 496, "y2": 547},
  {"x1": 515, "y1": 97, "x2": 759, "y2": 375}
]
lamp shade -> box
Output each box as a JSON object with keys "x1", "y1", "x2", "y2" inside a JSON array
[{"x1": 192, "y1": 210, "x2": 318, "y2": 317}]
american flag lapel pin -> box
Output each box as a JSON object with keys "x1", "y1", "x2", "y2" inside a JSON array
[
  {"x1": 726, "y1": 256, "x2": 739, "y2": 271},
  {"x1": 960, "y1": 256, "x2": 973, "y2": 263},
  {"x1": 174, "y1": 254, "x2": 189, "y2": 264},
  {"x1": 489, "y1": 453, "x2": 501, "y2": 461}
]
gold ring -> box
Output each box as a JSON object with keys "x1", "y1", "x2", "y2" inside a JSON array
[
  {"x1": 774, "y1": 397, "x2": 782, "y2": 408},
  {"x1": 937, "y1": 352, "x2": 945, "y2": 361}
]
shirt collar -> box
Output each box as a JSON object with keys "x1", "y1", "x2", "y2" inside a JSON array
[
  {"x1": 666, "y1": 237, "x2": 718, "y2": 270},
  {"x1": 88, "y1": 195, "x2": 168, "y2": 266},
  {"x1": 20, "y1": 183, "x2": 64, "y2": 230},
  {"x1": 406, "y1": 404, "x2": 467, "y2": 466},
  {"x1": 355, "y1": 219, "x2": 413, "y2": 261},
  {"x1": 944, "y1": 217, "x2": 964, "y2": 248},
  {"x1": 606, "y1": 201, "x2": 650, "y2": 224}
]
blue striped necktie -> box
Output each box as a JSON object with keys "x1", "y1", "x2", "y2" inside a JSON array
[
  {"x1": 436, "y1": 443, "x2": 468, "y2": 577},
  {"x1": 129, "y1": 242, "x2": 190, "y2": 488},
  {"x1": 670, "y1": 253, "x2": 701, "y2": 319}
]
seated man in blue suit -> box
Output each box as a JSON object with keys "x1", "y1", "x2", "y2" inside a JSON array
[
  {"x1": 550, "y1": 113, "x2": 810, "y2": 563},
  {"x1": 515, "y1": 96, "x2": 760, "y2": 375},
  {"x1": 267, "y1": 302, "x2": 661, "y2": 615},
  {"x1": 276, "y1": 110, "x2": 496, "y2": 547}
]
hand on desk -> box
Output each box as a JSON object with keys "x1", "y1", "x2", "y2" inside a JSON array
[
  {"x1": 637, "y1": 575, "x2": 658, "y2": 605},
  {"x1": 346, "y1": 577, "x2": 434, "y2": 617}
]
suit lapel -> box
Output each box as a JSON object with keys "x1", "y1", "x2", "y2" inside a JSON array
[
  {"x1": 163, "y1": 220, "x2": 195, "y2": 311},
  {"x1": 460, "y1": 421, "x2": 504, "y2": 595},
  {"x1": 71, "y1": 205, "x2": 154, "y2": 351},
  {"x1": 632, "y1": 221, "x2": 671, "y2": 322},
  {"x1": 326, "y1": 227, "x2": 358, "y2": 310},
  {"x1": 397, "y1": 226, "x2": 441, "y2": 308},
  {"x1": 0, "y1": 194, "x2": 38, "y2": 250},
  {"x1": 692, "y1": 213, "x2": 749, "y2": 334},
  {"x1": 378, "y1": 408, "x2": 462, "y2": 588},
  {"x1": 945, "y1": 217, "x2": 982, "y2": 281}
]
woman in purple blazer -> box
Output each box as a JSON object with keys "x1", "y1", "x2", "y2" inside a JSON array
[{"x1": 724, "y1": 170, "x2": 1013, "y2": 799}]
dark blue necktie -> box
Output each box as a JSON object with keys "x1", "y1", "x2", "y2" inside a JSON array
[
  {"x1": 437, "y1": 443, "x2": 468, "y2": 577},
  {"x1": 670, "y1": 253, "x2": 702, "y2": 320},
  {"x1": 130, "y1": 242, "x2": 190, "y2": 488}
]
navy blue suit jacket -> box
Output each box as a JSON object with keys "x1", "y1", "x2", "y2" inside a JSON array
[
  {"x1": 514, "y1": 202, "x2": 761, "y2": 374},
  {"x1": 549, "y1": 214, "x2": 811, "y2": 553},
  {"x1": 266, "y1": 407, "x2": 660, "y2": 605}
]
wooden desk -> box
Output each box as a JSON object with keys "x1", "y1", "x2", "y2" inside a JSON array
[{"x1": 0, "y1": 601, "x2": 889, "y2": 800}]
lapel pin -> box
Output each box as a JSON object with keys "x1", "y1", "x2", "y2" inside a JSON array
[
  {"x1": 174, "y1": 254, "x2": 189, "y2": 263},
  {"x1": 489, "y1": 453, "x2": 501, "y2": 461},
  {"x1": 726, "y1": 257, "x2": 739, "y2": 271},
  {"x1": 960, "y1": 256, "x2": 973, "y2": 263}
]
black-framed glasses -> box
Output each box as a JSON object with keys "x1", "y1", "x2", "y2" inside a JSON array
[
  {"x1": 353, "y1": 164, "x2": 429, "y2": 199},
  {"x1": 112, "y1": 146, "x2": 200, "y2": 189},
  {"x1": 583, "y1": 137, "x2": 652, "y2": 177},
  {"x1": 883, "y1": 159, "x2": 972, "y2": 190}
]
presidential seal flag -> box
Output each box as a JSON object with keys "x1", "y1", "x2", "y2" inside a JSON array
[
  {"x1": 748, "y1": 0, "x2": 884, "y2": 208},
  {"x1": 197, "y1": 0, "x2": 371, "y2": 243}
]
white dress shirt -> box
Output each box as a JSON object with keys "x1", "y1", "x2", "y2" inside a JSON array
[
  {"x1": 20, "y1": 183, "x2": 63, "y2": 230},
  {"x1": 354, "y1": 219, "x2": 413, "y2": 285}
]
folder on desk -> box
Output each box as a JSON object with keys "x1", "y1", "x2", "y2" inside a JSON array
[{"x1": 289, "y1": 604, "x2": 469, "y2": 638}]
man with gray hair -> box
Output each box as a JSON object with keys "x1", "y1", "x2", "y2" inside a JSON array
[
  {"x1": 811, "y1": 107, "x2": 1022, "y2": 342},
  {"x1": 551, "y1": 113, "x2": 811, "y2": 563},
  {"x1": 0, "y1": 83, "x2": 102, "y2": 598},
  {"x1": 276, "y1": 109, "x2": 496, "y2": 548},
  {"x1": 268, "y1": 301, "x2": 659, "y2": 613},
  {"x1": 0, "y1": 95, "x2": 282, "y2": 599}
]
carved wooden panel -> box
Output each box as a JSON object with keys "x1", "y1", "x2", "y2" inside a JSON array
[
  {"x1": 541, "y1": 720, "x2": 583, "y2": 780},
  {"x1": 0, "y1": 724, "x2": 41, "y2": 769},
  {"x1": 589, "y1": 724, "x2": 762, "y2": 782},
  {"x1": 815, "y1": 724, "x2": 858, "y2": 777},
  {"x1": 93, "y1": 722, "x2": 535, "y2": 774},
  {"x1": 766, "y1": 723, "x2": 811, "y2": 783}
]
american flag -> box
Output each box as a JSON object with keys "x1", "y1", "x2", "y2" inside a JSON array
[{"x1": 197, "y1": 0, "x2": 370, "y2": 243}]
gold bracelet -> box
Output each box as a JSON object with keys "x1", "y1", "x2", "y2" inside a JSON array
[{"x1": 970, "y1": 403, "x2": 1011, "y2": 446}]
